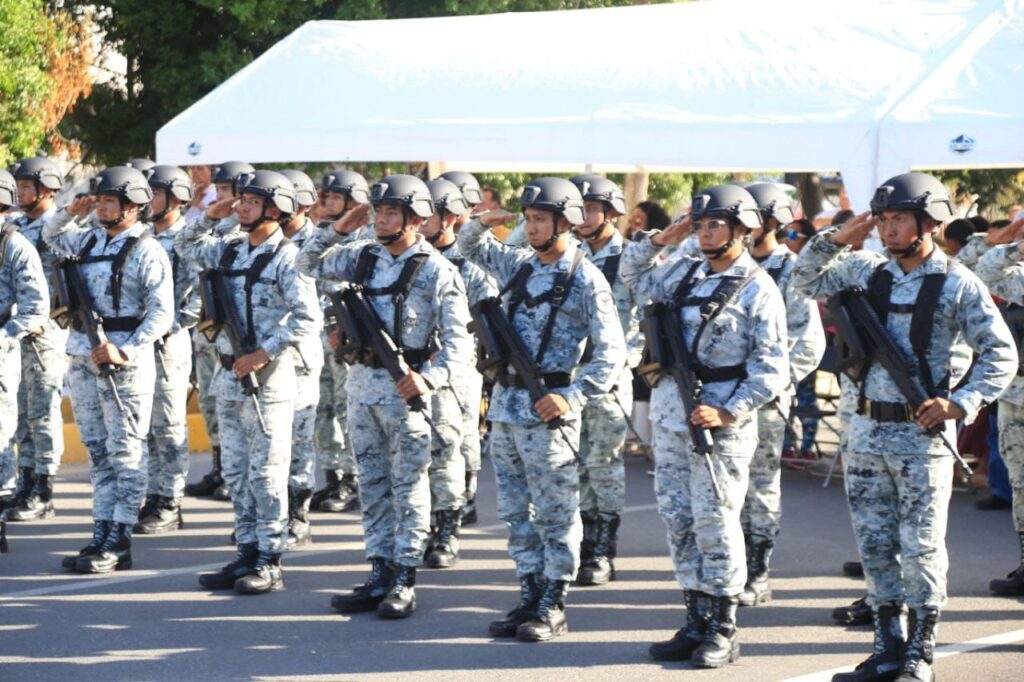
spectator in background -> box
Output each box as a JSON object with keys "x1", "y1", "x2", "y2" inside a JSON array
[
  {"x1": 628, "y1": 200, "x2": 671, "y2": 240},
  {"x1": 943, "y1": 218, "x2": 977, "y2": 256},
  {"x1": 184, "y1": 165, "x2": 216, "y2": 222},
  {"x1": 784, "y1": 218, "x2": 817, "y2": 254},
  {"x1": 478, "y1": 186, "x2": 502, "y2": 213}
]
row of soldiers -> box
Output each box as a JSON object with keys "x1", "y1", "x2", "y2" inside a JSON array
[{"x1": 1, "y1": 157, "x2": 1022, "y2": 680}]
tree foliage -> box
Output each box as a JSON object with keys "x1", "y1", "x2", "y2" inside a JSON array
[{"x1": 0, "y1": 0, "x2": 93, "y2": 165}]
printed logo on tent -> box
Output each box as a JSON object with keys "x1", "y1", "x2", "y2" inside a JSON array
[
  {"x1": 188, "y1": 142, "x2": 202, "y2": 156},
  {"x1": 949, "y1": 135, "x2": 974, "y2": 154}
]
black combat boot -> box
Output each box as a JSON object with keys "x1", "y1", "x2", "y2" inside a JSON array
[
  {"x1": 461, "y1": 471, "x2": 478, "y2": 525},
  {"x1": 739, "y1": 537, "x2": 774, "y2": 606},
  {"x1": 331, "y1": 558, "x2": 394, "y2": 613},
  {"x1": 578, "y1": 510, "x2": 598, "y2": 567},
  {"x1": 649, "y1": 589, "x2": 711, "y2": 661},
  {"x1": 135, "y1": 494, "x2": 158, "y2": 526},
  {"x1": 895, "y1": 608, "x2": 938, "y2": 682},
  {"x1": 0, "y1": 494, "x2": 14, "y2": 514},
  {"x1": 426, "y1": 509, "x2": 462, "y2": 569},
  {"x1": 184, "y1": 446, "x2": 224, "y2": 497},
  {"x1": 235, "y1": 551, "x2": 284, "y2": 594},
  {"x1": 134, "y1": 496, "x2": 183, "y2": 535},
  {"x1": 844, "y1": 560, "x2": 865, "y2": 578},
  {"x1": 287, "y1": 487, "x2": 313, "y2": 548},
  {"x1": 489, "y1": 573, "x2": 546, "y2": 637},
  {"x1": 517, "y1": 579, "x2": 570, "y2": 642},
  {"x1": 322, "y1": 472, "x2": 359, "y2": 513},
  {"x1": 832, "y1": 602, "x2": 905, "y2": 682},
  {"x1": 691, "y1": 595, "x2": 740, "y2": 668},
  {"x1": 8, "y1": 473, "x2": 55, "y2": 521},
  {"x1": 577, "y1": 512, "x2": 620, "y2": 586},
  {"x1": 834, "y1": 595, "x2": 873, "y2": 626},
  {"x1": 378, "y1": 565, "x2": 417, "y2": 619},
  {"x1": 198, "y1": 543, "x2": 259, "y2": 590},
  {"x1": 13, "y1": 467, "x2": 35, "y2": 507},
  {"x1": 312, "y1": 470, "x2": 349, "y2": 512},
  {"x1": 989, "y1": 533, "x2": 1024, "y2": 596},
  {"x1": 75, "y1": 522, "x2": 132, "y2": 573},
  {"x1": 61, "y1": 520, "x2": 111, "y2": 570}
]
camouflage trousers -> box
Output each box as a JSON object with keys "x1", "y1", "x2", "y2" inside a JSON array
[
  {"x1": 460, "y1": 369, "x2": 484, "y2": 473},
  {"x1": 289, "y1": 361, "x2": 321, "y2": 492},
  {"x1": 997, "y1": 399, "x2": 1024, "y2": 533},
  {"x1": 579, "y1": 377, "x2": 631, "y2": 514},
  {"x1": 429, "y1": 385, "x2": 466, "y2": 511},
  {"x1": 1, "y1": 329, "x2": 66, "y2": 482},
  {"x1": 653, "y1": 423, "x2": 752, "y2": 597},
  {"x1": 490, "y1": 418, "x2": 583, "y2": 582},
  {"x1": 218, "y1": 392, "x2": 293, "y2": 555},
  {"x1": 845, "y1": 449, "x2": 953, "y2": 609},
  {"x1": 193, "y1": 336, "x2": 221, "y2": 448},
  {"x1": 315, "y1": 347, "x2": 357, "y2": 477},
  {"x1": 146, "y1": 330, "x2": 191, "y2": 498},
  {"x1": 0, "y1": 334, "x2": 22, "y2": 494},
  {"x1": 67, "y1": 354, "x2": 154, "y2": 525},
  {"x1": 740, "y1": 401, "x2": 787, "y2": 541},
  {"x1": 347, "y1": 398, "x2": 432, "y2": 567}
]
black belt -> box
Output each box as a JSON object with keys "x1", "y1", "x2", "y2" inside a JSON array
[
  {"x1": 72, "y1": 316, "x2": 142, "y2": 333},
  {"x1": 857, "y1": 398, "x2": 916, "y2": 423},
  {"x1": 354, "y1": 347, "x2": 432, "y2": 371},
  {"x1": 498, "y1": 371, "x2": 572, "y2": 389},
  {"x1": 694, "y1": 363, "x2": 746, "y2": 384}
]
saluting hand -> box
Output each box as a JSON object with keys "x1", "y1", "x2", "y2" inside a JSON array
[
  {"x1": 68, "y1": 195, "x2": 94, "y2": 218},
  {"x1": 478, "y1": 210, "x2": 519, "y2": 228},
  {"x1": 690, "y1": 404, "x2": 734, "y2": 429},
  {"x1": 396, "y1": 370, "x2": 430, "y2": 401},
  {"x1": 830, "y1": 211, "x2": 876, "y2": 246},
  {"x1": 91, "y1": 342, "x2": 127, "y2": 367},
  {"x1": 651, "y1": 216, "x2": 692, "y2": 247},
  {"x1": 205, "y1": 197, "x2": 236, "y2": 220},
  {"x1": 534, "y1": 393, "x2": 571, "y2": 422},
  {"x1": 916, "y1": 397, "x2": 965, "y2": 431},
  {"x1": 233, "y1": 348, "x2": 270, "y2": 378},
  {"x1": 334, "y1": 203, "x2": 371, "y2": 235}
]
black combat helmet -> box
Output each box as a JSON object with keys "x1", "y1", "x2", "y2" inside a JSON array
[
  {"x1": 10, "y1": 156, "x2": 64, "y2": 191},
  {"x1": 124, "y1": 158, "x2": 156, "y2": 173},
  {"x1": 691, "y1": 184, "x2": 762, "y2": 230},
  {"x1": 519, "y1": 177, "x2": 585, "y2": 226},
  {"x1": 578, "y1": 176, "x2": 627, "y2": 215},
  {"x1": 0, "y1": 169, "x2": 17, "y2": 209},
  {"x1": 321, "y1": 169, "x2": 371, "y2": 205},
  {"x1": 426, "y1": 178, "x2": 470, "y2": 217},
  {"x1": 370, "y1": 175, "x2": 434, "y2": 218},
  {"x1": 212, "y1": 161, "x2": 256, "y2": 194},
  {"x1": 235, "y1": 170, "x2": 297, "y2": 216},
  {"x1": 870, "y1": 172, "x2": 954, "y2": 223},
  {"x1": 439, "y1": 171, "x2": 483, "y2": 206},
  {"x1": 281, "y1": 169, "x2": 318, "y2": 208},
  {"x1": 93, "y1": 166, "x2": 154, "y2": 205},
  {"x1": 746, "y1": 183, "x2": 795, "y2": 226},
  {"x1": 146, "y1": 165, "x2": 195, "y2": 203}
]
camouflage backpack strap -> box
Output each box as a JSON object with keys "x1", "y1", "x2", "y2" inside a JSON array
[{"x1": 908, "y1": 261, "x2": 950, "y2": 396}]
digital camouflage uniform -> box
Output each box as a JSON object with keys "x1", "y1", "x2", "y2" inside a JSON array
[
  {"x1": 792, "y1": 228, "x2": 1015, "y2": 610},
  {"x1": 458, "y1": 219, "x2": 626, "y2": 582},
  {"x1": 297, "y1": 231, "x2": 473, "y2": 568},
  {"x1": 741, "y1": 244, "x2": 825, "y2": 543},
  {"x1": 0, "y1": 227, "x2": 50, "y2": 496},
  {"x1": 145, "y1": 216, "x2": 200, "y2": 499},
  {"x1": 620, "y1": 241, "x2": 789, "y2": 597},
  {"x1": 176, "y1": 216, "x2": 321, "y2": 555},
  {"x1": 44, "y1": 210, "x2": 174, "y2": 526},
  {"x1": 1, "y1": 206, "x2": 67, "y2": 489}
]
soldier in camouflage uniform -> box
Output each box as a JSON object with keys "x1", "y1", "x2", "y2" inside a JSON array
[
  {"x1": 0, "y1": 169, "x2": 50, "y2": 514},
  {"x1": 567, "y1": 176, "x2": 644, "y2": 587},
  {"x1": 739, "y1": 183, "x2": 826, "y2": 606},
  {"x1": 973, "y1": 220, "x2": 1024, "y2": 597},
  {"x1": 622, "y1": 185, "x2": 789, "y2": 669},
  {"x1": 184, "y1": 161, "x2": 254, "y2": 502},
  {"x1": 300, "y1": 175, "x2": 473, "y2": 619},
  {"x1": 418, "y1": 178, "x2": 497, "y2": 569},
  {"x1": 133, "y1": 165, "x2": 200, "y2": 535},
  {"x1": 2, "y1": 157, "x2": 67, "y2": 522},
  {"x1": 276, "y1": 169, "x2": 325, "y2": 548},
  {"x1": 792, "y1": 173, "x2": 1015, "y2": 682},
  {"x1": 309, "y1": 169, "x2": 369, "y2": 514},
  {"x1": 460, "y1": 177, "x2": 626, "y2": 642},
  {"x1": 44, "y1": 166, "x2": 174, "y2": 573},
  {"x1": 180, "y1": 171, "x2": 320, "y2": 594}
]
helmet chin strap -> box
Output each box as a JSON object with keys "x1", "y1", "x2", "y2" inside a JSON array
[
  {"x1": 576, "y1": 220, "x2": 612, "y2": 242},
  {"x1": 889, "y1": 213, "x2": 926, "y2": 259},
  {"x1": 530, "y1": 210, "x2": 564, "y2": 253},
  {"x1": 701, "y1": 225, "x2": 741, "y2": 260},
  {"x1": 377, "y1": 206, "x2": 410, "y2": 245},
  {"x1": 99, "y1": 197, "x2": 130, "y2": 230},
  {"x1": 240, "y1": 197, "x2": 275, "y2": 233},
  {"x1": 426, "y1": 210, "x2": 451, "y2": 245}
]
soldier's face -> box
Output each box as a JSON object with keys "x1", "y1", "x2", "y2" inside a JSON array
[
  {"x1": 374, "y1": 204, "x2": 407, "y2": 235},
  {"x1": 95, "y1": 195, "x2": 126, "y2": 223},
  {"x1": 322, "y1": 190, "x2": 349, "y2": 217},
  {"x1": 236, "y1": 193, "x2": 275, "y2": 227},
  {"x1": 421, "y1": 212, "x2": 446, "y2": 238},
  {"x1": 878, "y1": 210, "x2": 922, "y2": 251},
  {"x1": 16, "y1": 179, "x2": 39, "y2": 208},
  {"x1": 150, "y1": 188, "x2": 169, "y2": 215},
  {"x1": 581, "y1": 201, "x2": 607, "y2": 231},
  {"x1": 695, "y1": 218, "x2": 733, "y2": 251},
  {"x1": 524, "y1": 208, "x2": 561, "y2": 245}
]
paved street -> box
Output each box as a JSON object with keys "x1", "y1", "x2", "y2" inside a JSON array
[{"x1": 1, "y1": 452, "x2": 1022, "y2": 681}]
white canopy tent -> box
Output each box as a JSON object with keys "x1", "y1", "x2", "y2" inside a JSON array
[{"x1": 155, "y1": 0, "x2": 1024, "y2": 210}]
